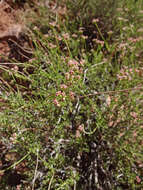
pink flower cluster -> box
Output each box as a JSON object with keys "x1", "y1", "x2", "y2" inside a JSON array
[
  {"x1": 117, "y1": 66, "x2": 141, "y2": 80},
  {"x1": 65, "y1": 59, "x2": 85, "y2": 81},
  {"x1": 93, "y1": 39, "x2": 104, "y2": 46},
  {"x1": 53, "y1": 99, "x2": 60, "y2": 107},
  {"x1": 68, "y1": 59, "x2": 79, "y2": 68},
  {"x1": 53, "y1": 59, "x2": 85, "y2": 107},
  {"x1": 53, "y1": 90, "x2": 75, "y2": 107},
  {"x1": 56, "y1": 91, "x2": 66, "y2": 98},
  {"x1": 60, "y1": 84, "x2": 68, "y2": 89},
  {"x1": 128, "y1": 37, "x2": 142, "y2": 43}
]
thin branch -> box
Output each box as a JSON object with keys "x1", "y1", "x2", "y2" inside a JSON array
[
  {"x1": 48, "y1": 172, "x2": 55, "y2": 190},
  {"x1": 9, "y1": 39, "x2": 33, "y2": 54},
  {"x1": 73, "y1": 169, "x2": 77, "y2": 190},
  {"x1": 83, "y1": 61, "x2": 106, "y2": 84},
  {"x1": 0, "y1": 62, "x2": 26, "y2": 65},
  {"x1": 0, "y1": 76, "x2": 16, "y2": 92},
  {"x1": 79, "y1": 87, "x2": 143, "y2": 98},
  {"x1": 32, "y1": 148, "x2": 39, "y2": 190},
  {"x1": 2, "y1": 152, "x2": 30, "y2": 172}
]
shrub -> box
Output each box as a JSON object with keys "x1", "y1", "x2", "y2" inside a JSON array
[{"x1": 0, "y1": 0, "x2": 143, "y2": 189}]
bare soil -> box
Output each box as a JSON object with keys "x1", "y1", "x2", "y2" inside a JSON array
[{"x1": 0, "y1": 0, "x2": 33, "y2": 63}]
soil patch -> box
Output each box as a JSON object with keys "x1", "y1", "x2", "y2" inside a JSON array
[{"x1": 0, "y1": 1, "x2": 32, "y2": 62}]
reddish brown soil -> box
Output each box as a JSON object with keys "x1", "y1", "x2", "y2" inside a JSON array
[
  {"x1": 0, "y1": 0, "x2": 33, "y2": 63},
  {"x1": 0, "y1": 1, "x2": 20, "y2": 57}
]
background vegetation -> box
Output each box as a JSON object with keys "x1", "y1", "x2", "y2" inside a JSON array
[{"x1": 0, "y1": 0, "x2": 143, "y2": 189}]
